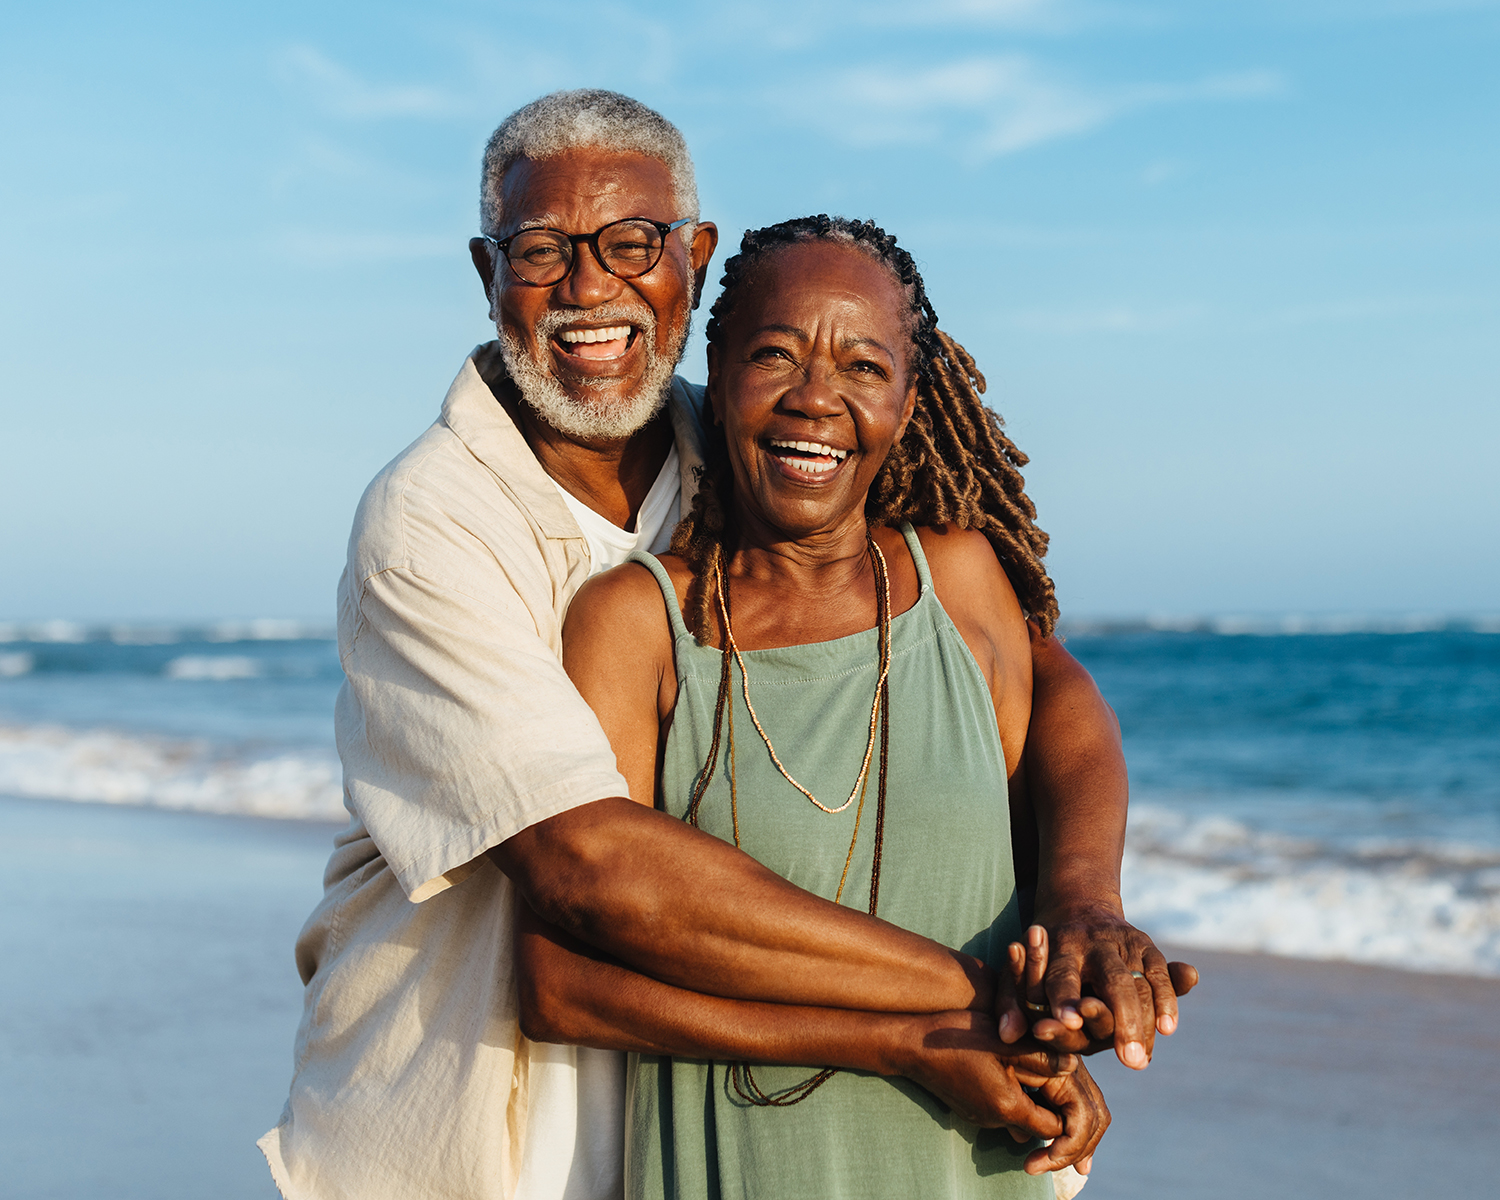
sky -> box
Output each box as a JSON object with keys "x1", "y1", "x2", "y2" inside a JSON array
[{"x1": 2, "y1": 0, "x2": 1496, "y2": 622}]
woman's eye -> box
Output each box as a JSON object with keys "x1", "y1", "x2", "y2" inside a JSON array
[
  {"x1": 751, "y1": 346, "x2": 794, "y2": 363},
  {"x1": 849, "y1": 360, "x2": 887, "y2": 377}
]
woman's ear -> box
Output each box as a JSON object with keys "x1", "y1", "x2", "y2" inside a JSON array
[{"x1": 893, "y1": 375, "x2": 919, "y2": 444}]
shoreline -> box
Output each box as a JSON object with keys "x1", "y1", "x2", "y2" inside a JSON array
[{"x1": 4, "y1": 794, "x2": 1498, "y2": 1198}]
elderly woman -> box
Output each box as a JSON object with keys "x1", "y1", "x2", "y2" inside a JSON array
[{"x1": 520, "y1": 216, "x2": 1178, "y2": 1199}]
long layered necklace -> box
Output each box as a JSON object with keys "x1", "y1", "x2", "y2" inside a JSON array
[{"x1": 684, "y1": 536, "x2": 894, "y2": 1107}]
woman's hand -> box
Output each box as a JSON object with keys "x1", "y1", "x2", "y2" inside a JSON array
[
  {"x1": 891, "y1": 1010, "x2": 1074, "y2": 1136},
  {"x1": 1022, "y1": 1060, "x2": 1110, "y2": 1178}
]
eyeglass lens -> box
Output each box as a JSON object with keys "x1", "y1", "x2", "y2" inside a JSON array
[{"x1": 506, "y1": 219, "x2": 666, "y2": 285}]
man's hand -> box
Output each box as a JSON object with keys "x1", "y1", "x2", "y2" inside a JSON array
[{"x1": 997, "y1": 917, "x2": 1199, "y2": 1069}]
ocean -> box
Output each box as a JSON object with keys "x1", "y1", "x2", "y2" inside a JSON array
[{"x1": 2, "y1": 617, "x2": 1498, "y2": 976}]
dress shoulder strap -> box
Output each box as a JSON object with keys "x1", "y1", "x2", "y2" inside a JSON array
[
  {"x1": 626, "y1": 550, "x2": 692, "y2": 643},
  {"x1": 896, "y1": 521, "x2": 934, "y2": 594}
]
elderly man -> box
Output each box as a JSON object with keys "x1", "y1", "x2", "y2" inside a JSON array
[{"x1": 261, "y1": 90, "x2": 1183, "y2": 1200}]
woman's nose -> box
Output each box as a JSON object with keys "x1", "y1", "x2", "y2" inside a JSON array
[{"x1": 779, "y1": 368, "x2": 846, "y2": 418}]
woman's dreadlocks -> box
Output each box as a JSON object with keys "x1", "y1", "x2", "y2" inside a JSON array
[{"x1": 670, "y1": 214, "x2": 1060, "y2": 639}]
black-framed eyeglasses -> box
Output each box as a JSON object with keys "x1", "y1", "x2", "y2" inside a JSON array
[{"x1": 486, "y1": 216, "x2": 693, "y2": 286}]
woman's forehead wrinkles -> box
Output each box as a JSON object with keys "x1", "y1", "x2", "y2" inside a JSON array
[
  {"x1": 838, "y1": 334, "x2": 897, "y2": 360},
  {"x1": 750, "y1": 322, "x2": 809, "y2": 342}
]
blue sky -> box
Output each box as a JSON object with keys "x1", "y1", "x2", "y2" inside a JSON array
[{"x1": 2, "y1": 0, "x2": 1496, "y2": 621}]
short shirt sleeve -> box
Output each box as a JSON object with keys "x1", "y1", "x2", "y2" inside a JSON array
[{"x1": 338, "y1": 563, "x2": 629, "y2": 902}]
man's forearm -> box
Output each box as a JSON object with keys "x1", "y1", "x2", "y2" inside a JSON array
[
  {"x1": 518, "y1": 901, "x2": 915, "y2": 1069},
  {"x1": 492, "y1": 796, "x2": 993, "y2": 1015},
  {"x1": 516, "y1": 902, "x2": 1077, "y2": 1139},
  {"x1": 1024, "y1": 625, "x2": 1128, "y2": 920}
]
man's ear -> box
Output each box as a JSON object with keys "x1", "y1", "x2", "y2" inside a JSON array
[
  {"x1": 469, "y1": 238, "x2": 499, "y2": 319},
  {"x1": 689, "y1": 223, "x2": 719, "y2": 311}
]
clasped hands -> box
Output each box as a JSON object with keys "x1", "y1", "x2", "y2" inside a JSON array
[{"x1": 906, "y1": 910, "x2": 1198, "y2": 1179}]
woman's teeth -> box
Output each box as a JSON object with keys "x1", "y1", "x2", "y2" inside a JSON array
[
  {"x1": 557, "y1": 325, "x2": 632, "y2": 344},
  {"x1": 768, "y1": 439, "x2": 848, "y2": 460},
  {"x1": 767, "y1": 438, "x2": 849, "y2": 476}
]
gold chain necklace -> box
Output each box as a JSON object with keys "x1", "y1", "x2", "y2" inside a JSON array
[{"x1": 713, "y1": 540, "x2": 892, "y2": 815}]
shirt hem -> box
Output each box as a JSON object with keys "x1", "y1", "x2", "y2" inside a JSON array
[{"x1": 258, "y1": 1123, "x2": 298, "y2": 1200}]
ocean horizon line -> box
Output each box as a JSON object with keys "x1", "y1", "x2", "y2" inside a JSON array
[{"x1": 4, "y1": 612, "x2": 1500, "y2": 646}]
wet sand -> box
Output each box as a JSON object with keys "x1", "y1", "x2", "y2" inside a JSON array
[
  {"x1": 1076, "y1": 947, "x2": 1500, "y2": 1198},
  {"x1": 3, "y1": 794, "x2": 1498, "y2": 1199},
  {"x1": 0, "y1": 795, "x2": 336, "y2": 1200}
]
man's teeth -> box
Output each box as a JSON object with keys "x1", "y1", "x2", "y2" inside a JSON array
[
  {"x1": 768, "y1": 438, "x2": 848, "y2": 461},
  {"x1": 558, "y1": 325, "x2": 632, "y2": 344}
]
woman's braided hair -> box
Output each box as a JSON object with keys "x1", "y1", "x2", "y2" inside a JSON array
[{"x1": 670, "y1": 214, "x2": 1059, "y2": 638}]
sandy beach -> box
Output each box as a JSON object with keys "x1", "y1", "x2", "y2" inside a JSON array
[{"x1": 4, "y1": 794, "x2": 1498, "y2": 1200}]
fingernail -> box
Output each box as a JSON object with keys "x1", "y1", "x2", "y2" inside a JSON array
[
  {"x1": 1078, "y1": 1157, "x2": 1092, "y2": 1175},
  {"x1": 1159, "y1": 1013, "x2": 1177, "y2": 1035},
  {"x1": 1028, "y1": 925, "x2": 1044, "y2": 947},
  {"x1": 1123, "y1": 1041, "x2": 1147, "y2": 1067}
]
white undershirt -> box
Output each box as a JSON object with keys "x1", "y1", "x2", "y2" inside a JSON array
[
  {"x1": 555, "y1": 444, "x2": 681, "y2": 573},
  {"x1": 515, "y1": 444, "x2": 681, "y2": 1200}
]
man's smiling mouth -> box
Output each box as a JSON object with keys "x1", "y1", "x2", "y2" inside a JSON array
[
  {"x1": 555, "y1": 324, "x2": 637, "y2": 361},
  {"x1": 766, "y1": 438, "x2": 849, "y2": 477}
]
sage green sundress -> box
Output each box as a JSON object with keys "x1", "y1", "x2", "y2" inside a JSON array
[{"x1": 625, "y1": 523, "x2": 1046, "y2": 1200}]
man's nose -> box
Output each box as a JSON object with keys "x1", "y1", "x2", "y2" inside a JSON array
[{"x1": 551, "y1": 243, "x2": 626, "y2": 308}]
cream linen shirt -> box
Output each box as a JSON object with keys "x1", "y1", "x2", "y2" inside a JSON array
[{"x1": 259, "y1": 342, "x2": 707, "y2": 1200}]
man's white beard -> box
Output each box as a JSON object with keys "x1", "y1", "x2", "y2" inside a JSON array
[{"x1": 500, "y1": 302, "x2": 688, "y2": 443}]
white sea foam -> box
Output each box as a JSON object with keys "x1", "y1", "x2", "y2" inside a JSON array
[
  {"x1": 1122, "y1": 802, "x2": 1500, "y2": 977},
  {"x1": 0, "y1": 652, "x2": 34, "y2": 678},
  {"x1": 0, "y1": 724, "x2": 345, "y2": 822},
  {"x1": 0, "y1": 619, "x2": 335, "y2": 646},
  {"x1": 164, "y1": 655, "x2": 262, "y2": 681}
]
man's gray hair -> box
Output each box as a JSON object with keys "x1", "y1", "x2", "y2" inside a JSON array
[{"x1": 479, "y1": 89, "x2": 699, "y2": 239}]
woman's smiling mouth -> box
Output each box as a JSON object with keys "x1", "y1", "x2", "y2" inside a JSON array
[{"x1": 765, "y1": 438, "x2": 850, "y2": 479}]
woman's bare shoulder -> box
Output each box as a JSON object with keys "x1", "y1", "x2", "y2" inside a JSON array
[
  {"x1": 911, "y1": 525, "x2": 1027, "y2": 630},
  {"x1": 563, "y1": 559, "x2": 678, "y2": 674}
]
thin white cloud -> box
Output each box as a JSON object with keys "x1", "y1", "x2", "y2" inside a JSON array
[
  {"x1": 809, "y1": 56, "x2": 1284, "y2": 158},
  {"x1": 865, "y1": 0, "x2": 1073, "y2": 27},
  {"x1": 1256, "y1": 294, "x2": 1473, "y2": 327},
  {"x1": 267, "y1": 229, "x2": 458, "y2": 265},
  {"x1": 275, "y1": 45, "x2": 457, "y2": 119},
  {"x1": 999, "y1": 303, "x2": 1207, "y2": 334}
]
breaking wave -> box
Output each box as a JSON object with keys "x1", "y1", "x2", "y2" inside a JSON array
[
  {"x1": 0, "y1": 723, "x2": 345, "y2": 822},
  {"x1": 1123, "y1": 801, "x2": 1500, "y2": 977}
]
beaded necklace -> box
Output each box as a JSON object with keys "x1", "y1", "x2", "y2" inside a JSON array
[{"x1": 684, "y1": 536, "x2": 893, "y2": 1106}]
